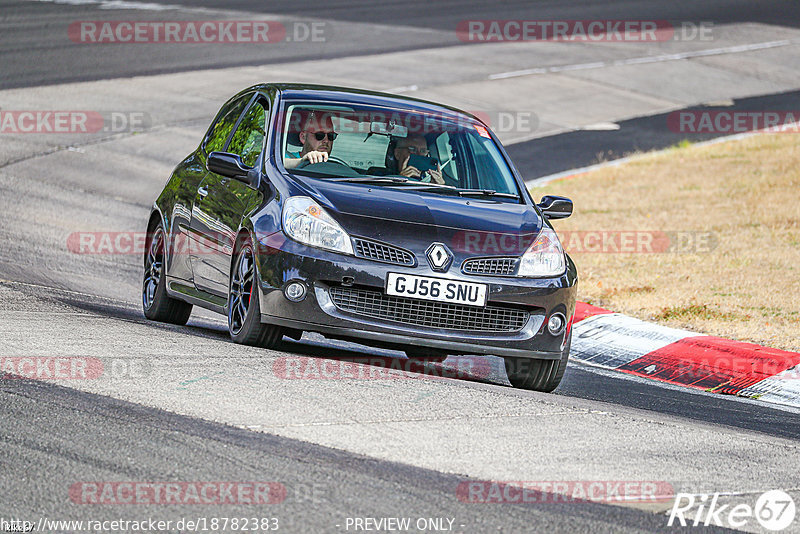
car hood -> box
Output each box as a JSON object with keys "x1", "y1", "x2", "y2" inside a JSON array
[{"x1": 289, "y1": 176, "x2": 542, "y2": 257}]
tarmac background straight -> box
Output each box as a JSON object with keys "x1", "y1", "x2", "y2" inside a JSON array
[{"x1": 3, "y1": 0, "x2": 799, "y2": 89}]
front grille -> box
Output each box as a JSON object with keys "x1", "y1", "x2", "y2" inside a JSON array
[
  {"x1": 462, "y1": 257, "x2": 518, "y2": 276},
  {"x1": 353, "y1": 238, "x2": 415, "y2": 266},
  {"x1": 329, "y1": 286, "x2": 529, "y2": 333}
]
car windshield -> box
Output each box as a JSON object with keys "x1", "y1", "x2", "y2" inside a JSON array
[{"x1": 278, "y1": 101, "x2": 521, "y2": 199}]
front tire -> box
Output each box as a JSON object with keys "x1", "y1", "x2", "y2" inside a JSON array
[
  {"x1": 228, "y1": 237, "x2": 283, "y2": 349},
  {"x1": 503, "y1": 332, "x2": 571, "y2": 392},
  {"x1": 142, "y1": 224, "x2": 192, "y2": 325}
]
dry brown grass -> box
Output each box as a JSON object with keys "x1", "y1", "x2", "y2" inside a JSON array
[{"x1": 533, "y1": 134, "x2": 800, "y2": 351}]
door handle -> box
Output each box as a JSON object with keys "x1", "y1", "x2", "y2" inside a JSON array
[{"x1": 197, "y1": 186, "x2": 208, "y2": 198}]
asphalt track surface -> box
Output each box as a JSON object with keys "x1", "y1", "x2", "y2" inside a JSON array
[
  {"x1": 508, "y1": 88, "x2": 800, "y2": 179},
  {"x1": 2, "y1": 1, "x2": 800, "y2": 533},
  {"x1": 1, "y1": 0, "x2": 798, "y2": 89},
  {"x1": 1, "y1": 377, "x2": 738, "y2": 534}
]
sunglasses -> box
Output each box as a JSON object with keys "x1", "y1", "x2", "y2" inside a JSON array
[
  {"x1": 399, "y1": 145, "x2": 429, "y2": 156},
  {"x1": 308, "y1": 131, "x2": 337, "y2": 141}
]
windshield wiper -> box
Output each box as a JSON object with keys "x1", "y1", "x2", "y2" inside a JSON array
[
  {"x1": 457, "y1": 189, "x2": 519, "y2": 199},
  {"x1": 333, "y1": 177, "x2": 462, "y2": 196},
  {"x1": 381, "y1": 181, "x2": 462, "y2": 195},
  {"x1": 327, "y1": 177, "x2": 456, "y2": 191},
  {"x1": 393, "y1": 181, "x2": 457, "y2": 190},
  {"x1": 393, "y1": 187, "x2": 459, "y2": 196},
  {"x1": 324, "y1": 178, "x2": 518, "y2": 199},
  {"x1": 328, "y1": 176, "x2": 409, "y2": 184}
]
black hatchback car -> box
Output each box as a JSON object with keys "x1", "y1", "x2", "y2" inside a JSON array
[{"x1": 143, "y1": 83, "x2": 577, "y2": 391}]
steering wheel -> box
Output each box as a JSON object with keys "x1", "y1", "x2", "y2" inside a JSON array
[
  {"x1": 326, "y1": 155, "x2": 350, "y2": 166},
  {"x1": 296, "y1": 155, "x2": 350, "y2": 169},
  {"x1": 294, "y1": 157, "x2": 362, "y2": 178}
]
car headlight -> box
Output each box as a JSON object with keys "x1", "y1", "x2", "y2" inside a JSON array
[
  {"x1": 518, "y1": 225, "x2": 566, "y2": 277},
  {"x1": 282, "y1": 196, "x2": 354, "y2": 255}
]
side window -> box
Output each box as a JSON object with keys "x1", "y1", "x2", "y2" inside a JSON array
[
  {"x1": 466, "y1": 134, "x2": 500, "y2": 190},
  {"x1": 464, "y1": 133, "x2": 519, "y2": 195},
  {"x1": 228, "y1": 101, "x2": 268, "y2": 167},
  {"x1": 434, "y1": 132, "x2": 459, "y2": 186},
  {"x1": 203, "y1": 95, "x2": 249, "y2": 154}
]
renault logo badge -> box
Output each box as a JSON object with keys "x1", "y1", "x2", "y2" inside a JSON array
[{"x1": 426, "y1": 243, "x2": 453, "y2": 272}]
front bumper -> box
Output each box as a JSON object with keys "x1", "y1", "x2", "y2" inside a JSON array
[{"x1": 256, "y1": 233, "x2": 577, "y2": 359}]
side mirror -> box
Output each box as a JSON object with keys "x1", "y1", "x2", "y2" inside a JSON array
[
  {"x1": 537, "y1": 195, "x2": 573, "y2": 219},
  {"x1": 208, "y1": 151, "x2": 258, "y2": 187}
]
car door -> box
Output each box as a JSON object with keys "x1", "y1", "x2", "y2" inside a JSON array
[
  {"x1": 189, "y1": 95, "x2": 269, "y2": 296},
  {"x1": 172, "y1": 92, "x2": 251, "y2": 285}
]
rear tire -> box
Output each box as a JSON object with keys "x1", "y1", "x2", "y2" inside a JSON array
[
  {"x1": 142, "y1": 223, "x2": 192, "y2": 325},
  {"x1": 503, "y1": 332, "x2": 571, "y2": 392},
  {"x1": 228, "y1": 237, "x2": 283, "y2": 349}
]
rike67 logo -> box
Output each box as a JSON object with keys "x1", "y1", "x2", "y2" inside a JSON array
[{"x1": 668, "y1": 490, "x2": 796, "y2": 531}]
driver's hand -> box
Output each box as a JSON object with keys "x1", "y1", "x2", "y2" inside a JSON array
[
  {"x1": 400, "y1": 166, "x2": 421, "y2": 178},
  {"x1": 302, "y1": 150, "x2": 329, "y2": 165},
  {"x1": 427, "y1": 164, "x2": 444, "y2": 185},
  {"x1": 399, "y1": 155, "x2": 421, "y2": 179}
]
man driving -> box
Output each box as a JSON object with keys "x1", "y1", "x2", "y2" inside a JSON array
[{"x1": 284, "y1": 111, "x2": 337, "y2": 169}]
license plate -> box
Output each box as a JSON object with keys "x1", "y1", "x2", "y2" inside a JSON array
[{"x1": 385, "y1": 273, "x2": 487, "y2": 307}]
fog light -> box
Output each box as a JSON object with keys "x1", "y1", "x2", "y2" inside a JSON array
[
  {"x1": 285, "y1": 281, "x2": 307, "y2": 302},
  {"x1": 547, "y1": 313, "x2": 566, "y2": 335}
]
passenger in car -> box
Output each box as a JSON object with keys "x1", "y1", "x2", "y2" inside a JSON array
[
  {"x1": 386, "y1": 134, "x2": 445, "y2": 184},
  {"x1": 284, "y1": 111, "x2": 338, "y2": 169}
]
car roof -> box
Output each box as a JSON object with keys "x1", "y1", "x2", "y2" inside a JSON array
[{"x1": 246, "y1": 83, "x2": 484, "y2": 124}]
